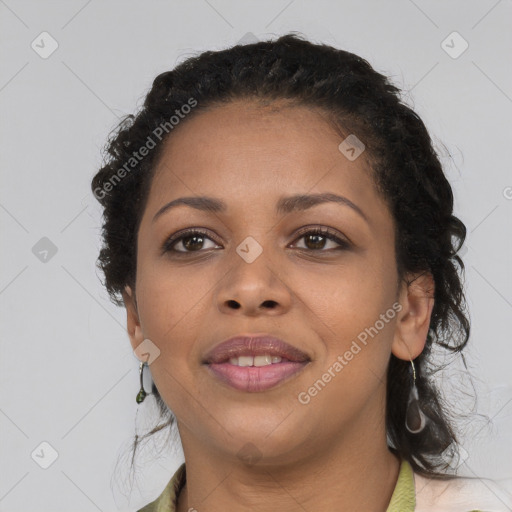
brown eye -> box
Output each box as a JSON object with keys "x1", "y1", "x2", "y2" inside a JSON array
[
  {"x1": 292, "y1": 227, "x2": 350, "y2": 251},
  {"x1": 162, "y1": 229, "x2": 220, "y2": 254},
  {"x1": 178, "y1": 234, "x2": 208, "y2": 252}
]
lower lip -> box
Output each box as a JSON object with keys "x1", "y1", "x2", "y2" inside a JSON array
[{"x1": 205, "y1": 361, "x2": 309, "y2": 392}]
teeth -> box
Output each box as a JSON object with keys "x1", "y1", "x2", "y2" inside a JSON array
[
  {"x1": 237, "y1": 356, "x2": 254, "y2": 367},
  {"x1": 254, "y1": 355, "x2": 272, "y2": 366},
  {"x1": 228, "y1": 355, "x2": 283, "y2": 366}
]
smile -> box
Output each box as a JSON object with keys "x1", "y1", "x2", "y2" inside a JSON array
[{"x1": 202, "y1": 334, "x2": 311, "y2": 392}]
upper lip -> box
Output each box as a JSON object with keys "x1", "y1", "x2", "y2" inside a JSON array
[{"x1": 203, "y1": 334, "x2": 311, "y2": 364}]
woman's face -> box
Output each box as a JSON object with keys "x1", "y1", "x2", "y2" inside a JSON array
[{"x1": 124, "y1": 99, "x2": 426, "y2": 465}]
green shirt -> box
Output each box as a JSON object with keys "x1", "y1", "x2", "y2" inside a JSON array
[
  {"x1": 138, "y1": 459, "x2": 414, "y2": 511},
  {"x1": 137, "y1": 458, "x2": 506, "y2": 511}
]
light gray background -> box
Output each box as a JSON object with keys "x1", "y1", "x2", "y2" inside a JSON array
[{"x1": 1, "y1": 1, "x2": 511, "y2": 511}]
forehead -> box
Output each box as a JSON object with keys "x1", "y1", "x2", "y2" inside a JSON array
[
  {"x1": 155, "y1": 100, "x2": 356, "y2": 175},
  {"x1": 145, "y1": 99, "x2": 388, "y2": 224}
]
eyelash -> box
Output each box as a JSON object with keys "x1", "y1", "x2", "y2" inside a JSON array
[{"x1": 161, "y1": 226, "x2": 350, "y2": 256}]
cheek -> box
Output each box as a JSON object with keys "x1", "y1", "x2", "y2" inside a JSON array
[
  {"x1": 135, "y1": 259, "x2": 214, "y2": 368},
  {"x1": 135, "y1": 265, "x2": 210, "y2": 412},
  {"x1": 294, "y1": 256, "x2": 397, "y2": 379},
  {"x1": 137, "y1": 250, "x2": 208, "y2": 316},
  {"x1": 296, "y1": 267, "x2": 395, "y2": 425},
  {"x1": 294, "y1": 256, "x2": 391, "y2": 331}
]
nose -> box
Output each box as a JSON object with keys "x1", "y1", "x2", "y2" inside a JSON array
[{"x1": 215, "y1": 250, "x2": 292, "y2": 317}]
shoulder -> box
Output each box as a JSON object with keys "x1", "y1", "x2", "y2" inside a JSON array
[{"x1": 413, "y1": 470, "x2": 512, "y2": 512}]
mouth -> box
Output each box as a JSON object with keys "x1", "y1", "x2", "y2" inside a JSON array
[{"x1": 202, "y1": 334, "x2": 311, "y2": 392}]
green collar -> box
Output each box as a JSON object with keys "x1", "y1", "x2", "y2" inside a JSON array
[
  {"x1": 386, "y1": 458, "x2": 416, "y2": 511},
  {"x1": 137, "y1": 463, "x2": 186, "y2": 512},
  {"x1": 138, "y1": 458, "x2": 416, "y2": 512}
]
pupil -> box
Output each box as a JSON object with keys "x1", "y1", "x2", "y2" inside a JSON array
[
  {"x1": 307, "y1": 234, "x2": 325, "y2": 249},
  {"x1": 184, "y1": 235, "x2": 203, "y2": 251}
]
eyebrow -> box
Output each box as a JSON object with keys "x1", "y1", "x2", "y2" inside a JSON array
[{"x1": 152, "y1": 192, "x2": 368, "y2": 223}]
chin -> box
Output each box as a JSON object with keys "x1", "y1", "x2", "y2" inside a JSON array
[{"x1": 214, "y1": 414, "x2": 305, "y2": 459}]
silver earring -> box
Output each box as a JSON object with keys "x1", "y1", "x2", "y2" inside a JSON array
[
  {"x1": 405, "y1": 359, "x2": 428, "y2": 434},
  {"x1": 136, "y1": 361, "x2": 149, "y2": 404}
]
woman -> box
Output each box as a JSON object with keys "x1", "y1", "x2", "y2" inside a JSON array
[{"x1": 91, "y1": 33, "x2": 511, "y2": 511}]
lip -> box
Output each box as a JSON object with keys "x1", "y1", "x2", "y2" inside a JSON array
[
  {"x1": 202, "y1": 334, "x2": 311, "y2": 392},
  {"x1": 202, "y1": 334, "x2": 310, "y2": 364}
]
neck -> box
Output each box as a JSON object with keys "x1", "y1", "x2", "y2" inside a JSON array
[{"x1": 175, "y1": 423, "x2": 401, "y2": 512}]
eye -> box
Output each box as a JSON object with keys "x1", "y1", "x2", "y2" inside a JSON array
[
  {"x1": 290, "y1": 226, "x2": 350, "y2": 252},
  {"x1": 162, "y1": 228, "x2": 220, "y2": 255},
  {"x1": 161, "y1": 226, "x2": 350, "y2": 256}
]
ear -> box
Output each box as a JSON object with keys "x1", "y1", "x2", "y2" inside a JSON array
[
  {"x1": 391, "y1": 271, "x2": 435, "y2": 361},
  {"x1": 122, "y1": 285, "x2": 144, "y2": 353}
]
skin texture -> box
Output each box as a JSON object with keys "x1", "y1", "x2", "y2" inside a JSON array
[{"x1": 123, "y1": 99, "x2": 435, "y2": 511}]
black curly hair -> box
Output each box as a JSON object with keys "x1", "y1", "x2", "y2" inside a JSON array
[{"x1": 91, "y1": 32, "x2": 470, "y2": 478}]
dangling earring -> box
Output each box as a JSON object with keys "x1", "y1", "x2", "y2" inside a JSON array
[
  {"x1": 405, "y1": 359, "x2": 428, "y2": 434},
  {"x1": 136, "y1": 361, "x2": 149, "y2": 404}
]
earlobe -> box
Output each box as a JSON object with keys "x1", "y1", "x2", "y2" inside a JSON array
[{"x1": 391, "y1": 271, "x2": 435, "y2": 361}]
